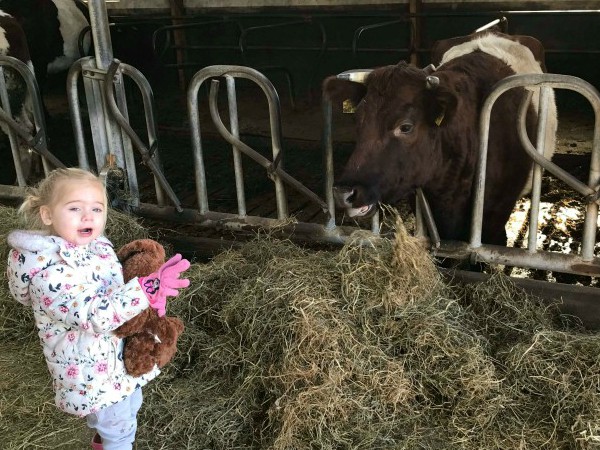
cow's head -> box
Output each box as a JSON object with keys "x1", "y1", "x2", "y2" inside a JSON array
[{"x1": 323, "y1": 61, "x2": 458, "y2": 218}]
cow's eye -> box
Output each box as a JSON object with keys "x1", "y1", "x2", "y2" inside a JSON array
[{"x1": 393, "y1": 122, "x2": 414, "y2": 137}]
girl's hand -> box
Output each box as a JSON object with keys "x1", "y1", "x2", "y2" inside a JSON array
[{"x1": 138, "y1": 254, "x2": 190, "y2": 316}]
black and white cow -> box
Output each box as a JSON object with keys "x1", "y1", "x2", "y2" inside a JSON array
[
  {"x1": 0, "y1": 0, "x2": 90, "y2": 97},
  {"x1": 0, "y1": 11, "x2": 36, "y2": 184},
  {"x1": 0, "y1": 0, "x2": 89, "y2": 184},
  {"x1": 323, "y1": 31, "x2": 557, "y2": 246}
]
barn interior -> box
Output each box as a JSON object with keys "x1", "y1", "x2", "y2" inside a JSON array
[
  {"x1": 41, "y1": 0, "x2": 597, "y2": 257},
  {"x1": 27, "y1": 0, "x2": 597, "y2": 286},
  {"x1": 2, "y1": 2, "x2": 600, "y2": 449}
]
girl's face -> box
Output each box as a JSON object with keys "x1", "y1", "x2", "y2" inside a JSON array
[{"x1": 39, "y1": 179, "x2": 107, "y2": 246}]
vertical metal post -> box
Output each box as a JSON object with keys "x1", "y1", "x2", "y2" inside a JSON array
[
  {"x1": 527, "y1": 87, "x2": 550, "y2": 253},
  {"x1": 322, "y1": 98, "x2": 336, "y2": 230},
  {"x1": 582, "y1": 103, "x2": 600, "y2": 261},
  {"x1": 226, "y1": 75, "x2": 247, "y2": 216},
  {"x1": 84, "y1": 0, "x2": 128, "y2": 173}
]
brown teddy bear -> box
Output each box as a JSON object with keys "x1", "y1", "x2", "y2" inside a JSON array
[{"x1": 114, "y1": 239, "x2": 185, "y2": 377}]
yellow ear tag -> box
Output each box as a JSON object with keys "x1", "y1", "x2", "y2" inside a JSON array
[
  {"x1": 435, "y1": 110, "x2": 445, "y2": 126},
  {"x1": 343, "y1": 99, "x2": 357, "y2": 114}
]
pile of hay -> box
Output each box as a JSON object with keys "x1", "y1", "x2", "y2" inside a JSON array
[
  {"x1": 1, "y1": 205, "x2": 600, "y2": 449},
  {"x1": 140, "y1": 222, "x2": 600, "y2": 449}
]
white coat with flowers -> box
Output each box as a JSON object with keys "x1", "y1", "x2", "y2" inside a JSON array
[{"x1": 6, "y1": 230, "x2": 160, "y2": 417}]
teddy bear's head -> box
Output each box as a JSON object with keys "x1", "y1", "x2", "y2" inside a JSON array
[{"x1": 117, "y1": 238, "x2": 166, "y2": 282}]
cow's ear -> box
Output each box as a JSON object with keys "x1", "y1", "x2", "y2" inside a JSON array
[
  {"x1": 322, "y1": 76, "x2": 367, "y2": 108},
  {"x1": 425, "y1": 84, "x2": 458, "y2": 127}
]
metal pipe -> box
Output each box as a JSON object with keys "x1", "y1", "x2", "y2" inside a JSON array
[
  {"x1": 67, "y1": 58, "x2": 91, "y2": 170},
  {"x1": 133, "y1": 202, "x2": 347, "y2": 244},
  {"x1": 416, "y1": 188, "x2": 440, "y2": 248},
  {"x1": 187, "y1": 65, "x2": 289, "y2": 217},
  {"x1": 207, "y1": 79, "x2": 330, "y2": 215},
  {"x1": 322, "y1": 98, "x2": 336, "y2": 230},
  {"x1": 472, "y1": 73, "x2": 600, "y2": 251},
  {"x1": 88, "y1": 0, "x2": 114, "y2": 70},
  {"x1": 104, "y1": 60, "x2": 182, "y2": 212},
  {"x1": 0, "y1": 56, "x2": 63, "y2": 172},
  {"x1": 225, "y1": 75, "x2": 247, "y2": 217}
]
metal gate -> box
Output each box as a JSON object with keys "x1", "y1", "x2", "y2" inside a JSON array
[{"x1": 0, "y1": 0, "x2": 597, "y2": 322}]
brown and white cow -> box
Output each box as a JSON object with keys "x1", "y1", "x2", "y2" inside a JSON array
[{"x1": 322, "y1": 31, "x2": 557, "y2": 246}]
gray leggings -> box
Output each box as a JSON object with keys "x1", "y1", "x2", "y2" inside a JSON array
[{"x1": 86, "y1": 389, "x2": 143, "y2": 450}]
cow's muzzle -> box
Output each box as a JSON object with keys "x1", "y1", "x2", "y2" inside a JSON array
[{"x1": 332, "y1": 185, "x2": 375, "y2": 218}]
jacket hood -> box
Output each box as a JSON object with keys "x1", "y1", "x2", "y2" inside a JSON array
[{"x1": 7, "y1": 230, "x2": 56, "y2": 253}]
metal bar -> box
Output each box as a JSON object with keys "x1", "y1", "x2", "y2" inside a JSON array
[
  {"x1": 89, "y1": 0, "x2": 115, "y2": 69},
  {"x1": 225, "y1": 75, "x2": 247, "y2": 217},
  {"x1": 67, "y1": 59, "x2": 90, "y2": 170},
  {"x1": 86, "y1": 0, "x2": 125, "y2": 172},
  {"x1": 352, "y1": 19, "x2": 409, "y2": 59},
  {"x1": 0, "y1": 57, "x2": 63, "y2": 173},
  {"x1": 104, "y1": 61, "x2": 182, "y2": 211},
  {"x1": 416, "y1": 188, "x2": 440, "y2": 248},
  {"x1": 475, "y1": 17, "x2": 507, "y2": 32},
  {"x1": 207, "y1": 79, "x2": 329, "y2": 215},
  {"x1": 133, "y1": 202, "x2": 348, "y2": 244},
  {"x1": 112, "y1": 65, "x2": 141, "y2": 207},
  {"x1": 322, "y1": 98, "x2": 336, "y2": 230},
  {"x1": 188, "y1": 65, "x2": 290, "y2": 218},
  {"x1": 186, "y1": 70, "x2": 210, "y2": 214},
  {"x1": 472, "y1": 73, "x2": 600, "y2": 250},
  {"x1": 583, "y1": 105, "x2": 600, "y2": 262}
]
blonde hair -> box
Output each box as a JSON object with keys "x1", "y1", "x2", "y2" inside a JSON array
[{"x1": 19, "y1": 167, "x2": 108, "y2": 230}]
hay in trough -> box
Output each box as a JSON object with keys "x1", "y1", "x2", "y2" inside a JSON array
[{"x1": 1, "y1": 206, "x2": 600, "y2": 449}]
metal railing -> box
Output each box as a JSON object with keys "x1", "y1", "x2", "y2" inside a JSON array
[
  {"x1": 465, "y1": 72, "x2": 600, "y2": 276},
  {"x1": 0, "y1": 55, "x2": 65, "y2": 200}
]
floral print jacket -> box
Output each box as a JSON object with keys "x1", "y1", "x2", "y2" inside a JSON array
[{"x1": 6, "y1": 230, "x2": 160, "y2": 417}]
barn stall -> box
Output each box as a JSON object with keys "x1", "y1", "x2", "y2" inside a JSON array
[
  {"x1": 1, "y1": 0, "x2": 600, "y2": 448},
  {"x1": 73, "y1": 1, "x2": 600, "y2": 291}
]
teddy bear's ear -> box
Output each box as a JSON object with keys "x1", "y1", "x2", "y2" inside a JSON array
[
  {"x1": 118, "y1": 239, "x2": 167, "y2": 281},
  {"x1": 117, "y1": 239, "x2": 166, "y2": 262}
]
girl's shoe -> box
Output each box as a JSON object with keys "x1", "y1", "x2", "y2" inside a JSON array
[{"x1": 91, "y1": 433, "x2": 103, "y2": 450}]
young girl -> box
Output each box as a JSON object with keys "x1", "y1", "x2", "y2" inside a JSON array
[{"x1": 6, "y1": 168, "x2": 190, "y2": 450}]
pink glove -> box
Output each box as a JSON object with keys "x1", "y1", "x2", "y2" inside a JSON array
[{"x1": 138, "y1": 254, "x2": 190, "y2": 316}]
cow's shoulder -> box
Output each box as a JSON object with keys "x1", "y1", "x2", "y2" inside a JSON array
[
  {"x1": 431, "y1": 30, "x2": 546, "y2": 74},
  {"x1": 0, "y1": 11, "x2": 30, "y2": 63}
]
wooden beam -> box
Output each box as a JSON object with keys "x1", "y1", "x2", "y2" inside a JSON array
[
  {"x1": 169, "y1": 0, "x2": 187, "y2": 93},
  {"x1": 409, "y1": 0, "x2": 422, "y2": 66}
]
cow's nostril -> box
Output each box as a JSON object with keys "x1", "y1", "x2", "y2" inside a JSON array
[{"x1": 333, "y1": 186, "x2": 356, "y2": 207}]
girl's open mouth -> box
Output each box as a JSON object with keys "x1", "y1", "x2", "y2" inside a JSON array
[{"x1": 79, "y1": 228, "x2": 93, "y2": 236}]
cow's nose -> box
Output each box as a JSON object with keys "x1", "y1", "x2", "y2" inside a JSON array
[{"x1": 333, "y1": 185, "x2": 355, "y2": 208}]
